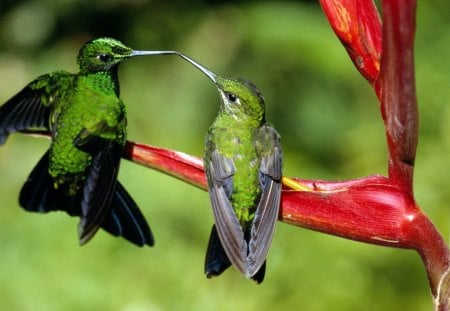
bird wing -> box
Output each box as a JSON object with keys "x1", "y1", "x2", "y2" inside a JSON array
[
  {"x1": 74, "y1": 133, "x2": 122, "y2": 245},
  {"x1": 0, "y1": 71, "x2": 74, "y2": 144},
  {"x1": 204, "y1": 146, "x2": 248, "y2": 275},
  {"x1": 19, "y1": 151, "x2": 78, "y2": 214},
  {"x1": 20, "y1": 149, "x2": 153, "y2": 247},
  {"x1": 247, "y1": 123, "x2": 282, "y2": 276}
]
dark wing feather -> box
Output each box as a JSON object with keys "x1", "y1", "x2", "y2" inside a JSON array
[
  {"x1": 0, "y1": 88, "x2": 49, "y2": 144},
  {"x1": 205, "y1": 149, "x2": 248, "y2": 276},
  {"x1": 19, "y1": 136, "x2": 152, "y2": 246},
  {"x1": 20, "y1": 150, "x2": 153, "y2": 246},
  {"x1": 75, "y1": 135, "x2": 122, "y2": 245},
  {"x1": 19, "y1": 151, "x2": 54, "y2": 212},
  {"x1": 19, "y1": 151, "x2": 77, "y2": 214},
  {"x1": 247, "y1": 124, "x2": 282, "y2": 277},
  {"x1": 0, "y1": 71, "x2": 73, "y2": 144},
  {"x1": 101, "y1": 182, "x2": 154, "y2": 247},
  {"x1": 258, "y1": 124, "x2": 282, "y2": 180},
  {"x1": 247, "y1": 179, "x2": 281, "y2": 276}
]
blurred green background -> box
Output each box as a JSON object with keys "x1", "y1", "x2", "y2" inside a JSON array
[{"x1": 0, "y1": 0, "x2": 449, "y2": 310}]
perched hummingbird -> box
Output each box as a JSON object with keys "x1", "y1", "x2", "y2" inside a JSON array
[
  {"x1": 0, "y1": 37, "x2": 167, "y2": 246},
  {"x1": 174, "y1": 53, "x2": 282, "y2": 283}
]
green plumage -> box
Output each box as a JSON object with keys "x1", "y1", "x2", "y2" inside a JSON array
[
  {"x1": 46, "y1": 72, "x2": 127, "y2": 193},
  {"x1": 205, "y1": 79, "x2": 264, "y2": 226},
  {"x1": 204, "y1": 77, "x2": 282, "y2": 283},
  {"x1": 0, "y1": 37, "x2": 156, "y2": 247},
  {"x1": 172, "y1": 53, "x2": 283, "y2": 283}
]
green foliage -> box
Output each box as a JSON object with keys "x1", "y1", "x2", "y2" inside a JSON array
[{"x1": 0, "y1": 1, "x2": 448, "y2": 310}]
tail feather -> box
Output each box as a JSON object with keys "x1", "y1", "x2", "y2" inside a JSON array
[
  {"x1": 205, "y1": 225, "x2": 231, "y2": 278},
  {"x1": 19, "y1": 151, "x2": 154, "y2": 247},
  {"x1": 251, "y1": 261, "x2": 266, "y2": 284},
  {"x1": 205, "y1": 225, "x2": 266, "y2": 283},
  {"x1": 101, "y1": 182, "x2": 154, "y2": 247}
]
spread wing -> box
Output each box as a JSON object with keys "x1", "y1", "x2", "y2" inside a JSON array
[
  {"x1": 247, "y1": 123, "x2": 282, "y2": 276},
  {"x1": 204, "y1": 146, "x2": 248, "y2": 276},
  {"x1": 0, "y1": 71, "x2": 73, "y2": 144}
]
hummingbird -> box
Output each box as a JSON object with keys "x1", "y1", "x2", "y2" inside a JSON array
[
  {"x1": 0, "y1": 37, "x2": 168, "y2": 247},
  {"x1": 174, "y1": 53, "x2": 282, "y2": 283}
]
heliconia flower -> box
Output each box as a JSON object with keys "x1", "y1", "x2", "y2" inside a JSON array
[{"x1": 120, "y1": 0, "x2": 449, "y2": 308}]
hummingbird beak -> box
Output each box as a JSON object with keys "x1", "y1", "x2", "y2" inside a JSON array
[
  {"x1": 131, "y1": 50, "x2": 218, "y2": 83},
  {"x1": 131, "y1": 50, "x2": 178, "y2": 57},
  {"x1": 174, "y1": 53, "x2": 217, "y2": 83}
]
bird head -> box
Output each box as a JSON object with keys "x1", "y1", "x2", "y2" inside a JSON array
[
  {"x1": 175, "y1": 53, "x2": 266, "y2": 123},
  {"x1": 77, "y1": 37, "x2": 175, "y2": 74},
  {"x1": 77, "y1": 37, "x2": 134, "y2": 74}
]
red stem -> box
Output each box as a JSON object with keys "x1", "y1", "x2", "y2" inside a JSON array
[
  {"x1": 123, "y1": 141, "x2": 443, "y2": 251},
  {"x1": 405, "y1": 211, "x2": 450, "y2": 299},
  {"x1": 124, "y1": 142, "x2": 206, "y2": 189},
  {"x1": 376, "y1": 0, "x2": 419, "y2": 195}
]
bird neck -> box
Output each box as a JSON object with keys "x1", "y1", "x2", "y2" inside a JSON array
[
  {"x1": 80, "y1": 67, "x2": 120, "y2": 96},
  {"x1": 218, "y1": 110, "x2": 262, "y2": 129}
]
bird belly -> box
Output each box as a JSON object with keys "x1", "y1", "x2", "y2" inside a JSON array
[
  {"x1": 217, "y1": 132, "x2": 261, "y2": 227},
  {"x1": 48, "y1": 134, "x2": 90, "y2": 195}
]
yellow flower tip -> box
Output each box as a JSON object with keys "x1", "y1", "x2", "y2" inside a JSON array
[{"x1": 282, "y1": 177, "x2": 313, "y2": 192}]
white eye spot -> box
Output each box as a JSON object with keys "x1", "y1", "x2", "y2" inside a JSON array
[{"x1": 226, "y1": 92, "x2": 238, "y2": 103}]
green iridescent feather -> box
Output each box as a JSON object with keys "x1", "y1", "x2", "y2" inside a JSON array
[{"x1": 0, "y1": 38, "x2": 155, "y2": 247}]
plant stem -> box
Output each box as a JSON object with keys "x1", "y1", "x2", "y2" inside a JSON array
[{"x1": 376, "y1": 0, "x2": 418, "y2": 195}]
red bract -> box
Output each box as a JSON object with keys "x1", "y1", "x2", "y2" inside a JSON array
[
  {"x1": 319, "y1": 0, "x2": 381, "y2": 84},
  {"x1": 119, "y1": 0, "x2": 449, "y2": 309},
  {"x1": 319, "y1": 0, "x2": 449, "y2": 308}
]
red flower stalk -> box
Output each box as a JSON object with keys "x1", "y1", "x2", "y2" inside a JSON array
[
  {"x1": 122, "y1": 141, "x2": 449, "y2": 308},
  {"x1": 318, "y1": 0, "x2": 449, "y2": 308},
  {"x1": 375, "y1": 0, "x2": 419, "y2": 194}
]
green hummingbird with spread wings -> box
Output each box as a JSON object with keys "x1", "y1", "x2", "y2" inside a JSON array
[
  {"x1": 175, "y1": 53, "x2": 283, "y2": 283},
  {"x1": 0, "y1": 37, "x2": 167, "y2": 246}
]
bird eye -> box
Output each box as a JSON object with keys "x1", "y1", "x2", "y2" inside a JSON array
[
  {"x1": 227, "y1": 93, "x2": 238, "y2": 103},
  {"x1": 97, "y1": 53, "x2": 112, "y2": 62}
]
